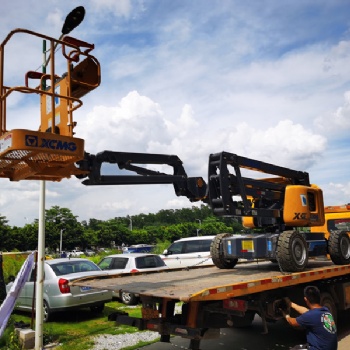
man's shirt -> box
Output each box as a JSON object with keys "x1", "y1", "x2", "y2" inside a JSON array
[{"x1": 296, "y1": 306, "x2": 337, "y2": 350}]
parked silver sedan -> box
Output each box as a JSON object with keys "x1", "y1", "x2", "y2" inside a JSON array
[
  {"x1": 6, "y1": 258, "x2": 113, "y2": 322},
  {"x1": 97, "y1": 253, "x2": 169, "y2": 305}
]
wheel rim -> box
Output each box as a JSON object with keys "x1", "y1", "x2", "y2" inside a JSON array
[
  {"x1": 292, "y1": 237, "x2": 307, "y2": 266},
  {"x1": 43, "y1": 302, "x2": 49, "y2": 321},
  {"x1": 340, "y1": 236, "x2": 350, "y2": 259},
  {"x1": 122, "y1": 292, "x2": 131, "y2": 303}
]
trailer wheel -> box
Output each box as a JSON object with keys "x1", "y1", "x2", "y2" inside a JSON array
[
  {"x1": 276, "y1": 231, "x2": 308, "y2": 272},
  {"x1": 320, "y1": 292, "x2": 337, "y2": 325},
  {"x1": 328, "y1": 230, "x2": 350, "y2": 265},
  {"x1": 229, "y1": 311, "x2": 255, "y2": 328},
  {"x1": 210, "y1": 233, "x2": 238, "y2": 269}
]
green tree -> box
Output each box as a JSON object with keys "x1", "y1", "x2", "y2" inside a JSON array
[{"x1": 45, "y1": 206, "x2": 84, "y2": 251}]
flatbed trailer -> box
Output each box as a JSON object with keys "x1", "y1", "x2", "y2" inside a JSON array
[{"x1": 72, "y1": 260, "x2": 350, "y2": 349}]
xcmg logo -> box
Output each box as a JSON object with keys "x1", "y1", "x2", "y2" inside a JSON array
[
  {"x1": 293, "y1": 212, "x2": 307, "y2": 220},
  {"x1": 25, "y1": 135, "x2": 77, "y2": 152}
]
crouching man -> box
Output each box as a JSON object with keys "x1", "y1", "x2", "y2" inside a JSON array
[{"x1": 283, "y1": 285, "x2": 337, "y2": 350}]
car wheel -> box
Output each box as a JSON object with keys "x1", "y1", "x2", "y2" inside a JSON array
[
  {"x1": 120, "y1": 292, "x2": 139, "y2": 305},
  {"x1": 43, "y1": 300, "x2": 51, "y2": 322},
  {"x1": 90, "y1": 303, "x2": 104, "y2": 313}
]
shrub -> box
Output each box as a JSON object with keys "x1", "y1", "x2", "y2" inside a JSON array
[{"x1": 1, "y1": 253, "x2": 28, "y2": 283}]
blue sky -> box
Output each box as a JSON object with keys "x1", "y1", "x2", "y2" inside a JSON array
[{"x1": 1, "y1": 0, "x2": 350, "y2": 226}]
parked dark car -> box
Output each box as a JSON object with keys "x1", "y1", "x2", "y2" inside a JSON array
[{"x1": 122, "y1": 244, "x2": 155, "y2": 254}]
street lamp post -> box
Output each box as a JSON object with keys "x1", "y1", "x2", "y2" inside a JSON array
[
  {"x1": 128, "y1": 216, "x2": 133, "y2": 231},
  {"x1": 196, "y1": 219, "x2": 202, "y2": 236},
  {"x1": 59, "y1": 229, "x2": 65, "y2": 256},
  {"x1": 35, "y1": 7, "x2": 85, "y2": 350}
]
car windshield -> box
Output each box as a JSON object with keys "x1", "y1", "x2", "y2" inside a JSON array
[
  {"x1": 51, "y1": 261, "x2": 100, "y2": 276},
  {"x1": 135, "y1": 255, "x2": 166, "y2": 268},
  {"x1": 168, "y1": 239, "x2": 212, "y2": 254},
  {"x1": 185, "y1": 240, "x2": 212, "y2": 253},
  {"x1": 167, "y1": 242, "x2": 184, "y2": 254},
  {"x1": 98, "y1": 257, "x2": 129, "y2": 270}
]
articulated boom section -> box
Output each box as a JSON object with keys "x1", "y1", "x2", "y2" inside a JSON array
[
  {"x1": 76, "y1": 151, "x2": 207, "y2": 202},
  {"x1": 207, "y1": 151, "x2": 321, "y2": 228},
  {"x1": 0, "y1": 28, "x2": 100, "y2": 181}
]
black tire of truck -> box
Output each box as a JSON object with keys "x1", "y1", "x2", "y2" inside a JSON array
[
  {"x1": 276, "y1": 230, "x2": 308, "y2": 273},
  {"x1": 210, "y1": 233, "x2": 238, "y2": 269},
  {"x1": 328, "y1": 230, "x2": 350, "y2": 265},
  {"x1": 320, "y1": 292, "x2": 337, "y2": 325},
  {"x1": 120, "y1": 291, "x2": 139, "y2": 305},
  {"x1": 229, "y1": 311, "x2": 256, "y2": 328}
]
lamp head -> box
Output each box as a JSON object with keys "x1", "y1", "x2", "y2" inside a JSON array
[{"x1": 61, "y1": 6, "x2": 85, "y2": 35}]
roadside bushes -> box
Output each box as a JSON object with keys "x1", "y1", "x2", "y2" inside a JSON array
[{"x1": 1, "y1": 252, "x2": 27, "y2": 283}]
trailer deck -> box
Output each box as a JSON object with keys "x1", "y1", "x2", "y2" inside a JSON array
[{"x1": 72, "y1": 260, "x2": 350, "y2": 302}]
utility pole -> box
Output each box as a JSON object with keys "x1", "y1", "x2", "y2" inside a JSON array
[{"x1": 35, "y1": 7, "x2": 85, "y2": 350}]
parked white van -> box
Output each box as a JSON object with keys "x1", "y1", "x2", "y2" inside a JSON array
[{"x1": 160, "y1": 236, "x2": 215, "y2": 268}]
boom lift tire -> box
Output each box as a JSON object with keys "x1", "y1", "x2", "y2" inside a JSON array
[
  {"x1": 211, "y1": 233, "x2": 238, "y2": 269},
  {"x1": 328, "y1": 230, "x2": 350, "y2": 265},
  {"x1": 276, "y1": 231, "x2": 308, "y2": 272},
  {"x1": 320, "y1": 292, "x2": 337, "y2": 325}
]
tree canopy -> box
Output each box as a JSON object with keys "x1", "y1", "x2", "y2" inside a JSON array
[{"x1": 0, "y1": 205, "x2": 243, "y2": 252}]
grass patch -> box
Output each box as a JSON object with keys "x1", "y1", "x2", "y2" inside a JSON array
[
  {"x1": 0, "y1": 301, "x2": 151, "y2": 350},
  {"x1": 0, "y1": 250, "x2": 170, "y2": 349}
]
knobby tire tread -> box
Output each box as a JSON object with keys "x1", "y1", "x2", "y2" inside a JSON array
[
  {"x1": 328, "y1": 230, "x2": 350, "y2": 265},
  {"x1": 210, "y1": 233, "x2": 238, "y2": 269},
  {"x1": 276, "y1": 231, "x2": 308, "y2": 273}
]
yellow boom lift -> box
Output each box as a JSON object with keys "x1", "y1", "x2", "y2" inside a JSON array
[{"x1": 1, "y1": 25, "x2": 349, "y2": 274}]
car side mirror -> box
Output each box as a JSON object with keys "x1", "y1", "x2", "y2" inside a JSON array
[{"x1": 163, "y1": 249, "x2": 169, "y2": 255}]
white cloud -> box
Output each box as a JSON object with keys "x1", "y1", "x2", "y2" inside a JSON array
[
  {"x1": 90, "y1": 0, "x2": 134, "y2": 19},
  {"x1": 321, "y1": 182, "x2": 350, "y2": 206},
  {"x1": 79, "y1": 91, "x2": 169, "y2": 153},
  {"x1": 1, "y1": 1, "x2": 350, "y2": 226},
  {"x1": 314, "y1": 91, "x2": 350, "y2": 133}
]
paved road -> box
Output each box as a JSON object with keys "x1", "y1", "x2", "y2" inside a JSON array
[{"x1": 140, "y1": 309, "x2": 350, "y2": 350}]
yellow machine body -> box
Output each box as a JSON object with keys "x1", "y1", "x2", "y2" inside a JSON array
[
  {"x1": 283, "y1": 185, "x2": 325, "y2": 226},
  {"x1": 243, "y1": 184, "x2": 325, "y2": 228},
  {"x1": 311, "y1": 204, "x2": 350, "y2": 240}
]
